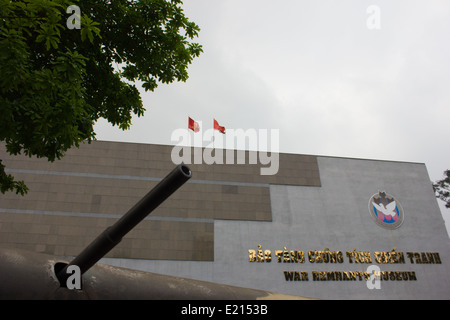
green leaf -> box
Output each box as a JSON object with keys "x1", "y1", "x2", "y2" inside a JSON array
[{"x1": 0, "y1": 0, "x2": 201, "y2": 195}]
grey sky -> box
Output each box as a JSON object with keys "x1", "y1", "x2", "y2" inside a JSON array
[{"x1": 94, "y1": 0, "x2": 450, "y2": 232}]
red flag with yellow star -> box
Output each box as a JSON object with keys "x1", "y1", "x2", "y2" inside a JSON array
[{"x1": 188, "y1": 117, "x2": 200, "y2": 132}]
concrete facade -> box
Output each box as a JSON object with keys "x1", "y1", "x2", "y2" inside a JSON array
[
  {"x1": 1, "y1": 141, "x2": 449, "y2": 299},
  {"x1": 0, "y1": 140, "x2": 319, "y2": 261},
  {"x1": 101, "y1": 156, "x2": 450, "y2": 299}
]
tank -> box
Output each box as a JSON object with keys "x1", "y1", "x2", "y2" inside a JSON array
[{"x1": 0, "y1": 164, "x2": 311, "y2": 300}]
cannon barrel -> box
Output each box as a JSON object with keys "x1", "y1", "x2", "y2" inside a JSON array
[
  {"x1": 57, "y1": 164, "x2": 191, "y2": 284},
  {"x1": 0, "y1": 163, "x2": 314, "y2": 300}
]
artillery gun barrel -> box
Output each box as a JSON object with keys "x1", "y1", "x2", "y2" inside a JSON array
[{"x1": 57, "y1": 164, "x2": 191, "y2": 283}]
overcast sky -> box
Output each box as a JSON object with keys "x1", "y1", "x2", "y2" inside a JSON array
[{"x1": 94, "y1": 0, "x2": 450, "y2": 233}]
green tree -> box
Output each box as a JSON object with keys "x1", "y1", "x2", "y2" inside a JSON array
[
  {"x1": 433, "y1": 170, "x2": 450, "y2": 209},
  {"x1": 0, "y1": 0, "x2": 202, "y2": 195}
]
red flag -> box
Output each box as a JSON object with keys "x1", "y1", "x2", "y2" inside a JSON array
[
  {"x1": 188, "y1": 117, "x2": 200, "y2": 132},
  {"x1": 213, "y1": 119, "x2": 225, "y2": 134}
]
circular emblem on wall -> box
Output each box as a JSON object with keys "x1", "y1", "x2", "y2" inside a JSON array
[{"x1": 368, "y1": 191, "x2": 404, "y2": 229}]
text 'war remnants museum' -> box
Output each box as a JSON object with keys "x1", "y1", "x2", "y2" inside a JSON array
[{"x1": 0, "y1": 140, "x2": 449, "y2": 299}]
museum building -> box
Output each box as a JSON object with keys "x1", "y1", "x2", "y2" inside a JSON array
[{"x1": 1, "y1": 140, "x2": 449, "y2": 299}]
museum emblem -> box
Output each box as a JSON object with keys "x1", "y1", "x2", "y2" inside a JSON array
[{"x1": 368, "y1": 191, "x2": 404, "y2": 229}]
